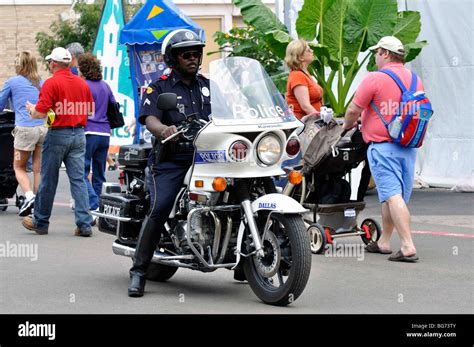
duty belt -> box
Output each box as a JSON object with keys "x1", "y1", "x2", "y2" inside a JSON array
[{"x1": 169, "y1": 141, "x2": 194, "y2": 153}]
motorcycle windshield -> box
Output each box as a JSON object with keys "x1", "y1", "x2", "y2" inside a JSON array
[{"x1": 209, "y1": 57, "x2": 297, "y2": 126}]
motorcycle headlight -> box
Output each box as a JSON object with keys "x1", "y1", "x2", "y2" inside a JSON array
[{"x1": 257, "y1": 135, "x2": 282, "y2": 166}]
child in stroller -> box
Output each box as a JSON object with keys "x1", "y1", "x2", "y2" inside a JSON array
[{"x1": 283, "y1": 117, "x2": 381, "y2": 254}]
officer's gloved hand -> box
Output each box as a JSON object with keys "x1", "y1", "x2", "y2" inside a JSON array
[{"x1": 161, "y1": 125, "x2": 179, "y2": 141}]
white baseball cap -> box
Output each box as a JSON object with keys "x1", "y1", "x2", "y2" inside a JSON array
[
  {"x1": 369, "y1": 36, "x2": 405, "y2": 55},
  {"x1": 45, "y1": 47, "x2": 72, "y2": 63}
]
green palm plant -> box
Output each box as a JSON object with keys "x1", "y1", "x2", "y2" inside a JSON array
[{"x1": 233, "y1": 0, "x2": 427, "y2": 114}]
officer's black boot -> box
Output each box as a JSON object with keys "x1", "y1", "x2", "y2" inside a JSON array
[
  {"x1": 128, "y1": 274, "x2": 146, "y2": 298},
  {"x1": 128, "y1": 216, "x2": 162, "y2": 297}
]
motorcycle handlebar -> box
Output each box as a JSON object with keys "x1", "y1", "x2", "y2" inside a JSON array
[
  {"x1": 160, "y1": 118, "x2": 209, "y2": 144},
  {"x1": 161, "y1": 128, "x2": 185, "y2": 144}
]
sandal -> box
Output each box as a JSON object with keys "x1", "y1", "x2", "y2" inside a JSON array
[
  {"x1": 388, "y1": 250, "x2": 419, "y2": 263},
  {"x1": 365, "y1": 241, "x2": 392, "y2": 254}
]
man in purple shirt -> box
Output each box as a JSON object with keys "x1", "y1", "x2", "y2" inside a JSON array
[{"x1": 78, "y1": 53, "x2": 117, "y2": 211}]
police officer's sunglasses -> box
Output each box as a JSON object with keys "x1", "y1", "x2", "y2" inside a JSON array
[{"x1": 179, "y1": 51, "x2": 202, "y2": 60}]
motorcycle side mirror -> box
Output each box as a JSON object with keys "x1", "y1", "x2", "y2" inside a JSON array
[{"x1": 156, "y1": 93, "x2": 178, "y2": 111}]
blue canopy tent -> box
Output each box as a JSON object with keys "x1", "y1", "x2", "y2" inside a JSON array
[{"x1": 119, "y1": 0, "x2": 204, "y2": 143}]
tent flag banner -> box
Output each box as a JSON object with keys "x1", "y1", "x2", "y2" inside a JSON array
[
  {"x1": 93, "y1": 0, "x2": 135, "y2": 147},
  {"x1": 119, "y1": 0, "x2": 204, "y2": 46},
  {"x1": 119, "y1": 0, "x2": 204, "y2": 143},
  {"x1": 132, "y1": 46, "x2": 166, "y2": 101}
]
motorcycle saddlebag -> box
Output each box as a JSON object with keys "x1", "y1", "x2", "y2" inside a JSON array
[
  {"x1": 117, "y1": 143, "x2": 152, "y2": 168},
  {"x1": 98, "y1": 193, "x2": 148, "y2": 239}
]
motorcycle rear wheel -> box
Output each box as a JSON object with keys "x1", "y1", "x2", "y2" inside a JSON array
[
  {"x1": 243, "y1": 213, "x2": 311, "y2": 306},
  {"x1": 146, "y1": 263, "x2": 178, "y2": 282}
]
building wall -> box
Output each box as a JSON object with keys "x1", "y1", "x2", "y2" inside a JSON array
[
  {"x1": 166, "y1": 1, "x2": 275, "y2": 74},
  {"x1": 192, "y1": 17, "x2": 223, "y2": 74},
  {"x1": 0, "y1": 1, "x2": 276, "y2": 86},
  {"x1": 0, "y1": 5, "x2": 70, "y2": 86}
]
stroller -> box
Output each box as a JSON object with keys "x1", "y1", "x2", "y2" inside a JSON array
[
  {"x1": 283, "y1": 118, "x2": 381, "y2": 254},
  {"x1": 0, "y1": 111, "x2": 25, "y2": 212}
]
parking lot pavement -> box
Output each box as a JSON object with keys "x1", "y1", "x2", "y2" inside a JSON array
[{"x1": 0, "y1": 171, "x2": 472, "y2": 314}]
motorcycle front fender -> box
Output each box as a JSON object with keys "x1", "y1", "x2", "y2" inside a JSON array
[
  {"x1": 233, "y1": 193, "x2": 308, "y2": 269},
  {"x1": 251, "y1": 193, "x2": 307, "y2": 214}
]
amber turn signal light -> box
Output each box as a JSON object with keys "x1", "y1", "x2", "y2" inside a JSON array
[
  {"x1": 212, "y1": 177, "x2": 227, "y2": 192},
  {"x1": 288, "y1": 171, "x2": 303, "y2": 185}
]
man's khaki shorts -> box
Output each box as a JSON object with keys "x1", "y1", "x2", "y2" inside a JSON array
[{"x1": 12, "y1": 125, "x2": 48, "y2": 152}]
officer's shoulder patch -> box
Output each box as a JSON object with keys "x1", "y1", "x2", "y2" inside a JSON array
[{"x1": 197, "y1": 73, "x2": 209, "y2": 81}]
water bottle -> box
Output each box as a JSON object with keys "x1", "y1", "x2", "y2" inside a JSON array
[
  {"x1": 323, "y1": 107, "x2": 334, "y2": 123},
  {"x1": 388, "y1": 116, "x2": 403, "y2": 139}
]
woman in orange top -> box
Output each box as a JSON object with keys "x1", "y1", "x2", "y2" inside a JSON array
[{"x1": 285, "y1": 39, "x2": 324, "y2": 120}]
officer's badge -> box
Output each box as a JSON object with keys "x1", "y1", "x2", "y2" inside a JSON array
[
  {"x1": 201, "y1": 86, "x2": 210, "y2": 97},
  {"x1": 146, "y1": 87, "x2": 154, "y2": 94},
  {"x1": 185, "y1": 31, "x2": 194, "y2": 40}
]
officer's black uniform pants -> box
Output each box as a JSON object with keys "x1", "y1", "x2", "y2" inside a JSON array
[{"x1": 130, "y1": 158, "x2": 191, "y2": 276}]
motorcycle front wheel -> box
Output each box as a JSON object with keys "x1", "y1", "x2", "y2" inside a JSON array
[{"x1": 243, "y1": 213, "x2": 311, "y2": 306}]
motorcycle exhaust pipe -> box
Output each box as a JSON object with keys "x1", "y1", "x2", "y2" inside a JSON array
[
  {"x1": 209, "y1": 211, "x2": 221, "y2": 263},
  {"x1": 112, "y1": 241, "x2": 194, "y2": 261},
  {"x1": 217, "y1": 216, "x2": 232, "y2": 264}
]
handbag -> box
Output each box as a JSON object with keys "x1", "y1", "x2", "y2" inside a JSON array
[{"x1": 106, "y1": 101, "x2": 124, "y2": 129}]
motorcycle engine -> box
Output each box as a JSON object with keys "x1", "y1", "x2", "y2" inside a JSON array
[
  {"x1": 171, "y1": 191, "x2": 220, "y2": 259},
  {"x1": 188, "y1": 211, "x2": 214, "y2": 251}
]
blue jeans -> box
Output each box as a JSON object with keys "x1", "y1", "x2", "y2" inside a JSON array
[
  {"x1": 33, "y1": 128, "x2": 92, "y2": 231},
  {"x1": 84, "y1": 134, "x2": 109, "y2": 210}
]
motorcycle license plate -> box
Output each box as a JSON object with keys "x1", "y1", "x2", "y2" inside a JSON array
[{"x1": 344, "y1": 208, "x2": 356, "y2": 218}]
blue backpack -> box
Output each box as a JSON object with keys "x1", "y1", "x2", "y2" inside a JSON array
[{"x1": 371, "y1": 69, "x2": 434, "y2": 148}]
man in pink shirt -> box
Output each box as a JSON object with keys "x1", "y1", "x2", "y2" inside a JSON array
[{"x1": 343, "y1": 36, "x2": 422, "y2": 263}]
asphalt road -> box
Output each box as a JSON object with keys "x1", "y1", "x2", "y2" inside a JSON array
[{"x1": 0, "y1": 170, "x2": 473, "y2": 314}]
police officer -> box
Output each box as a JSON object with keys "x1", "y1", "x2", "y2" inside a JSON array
[{"x1": 128, "y1": 29, "x2": 211, "y2": 297}]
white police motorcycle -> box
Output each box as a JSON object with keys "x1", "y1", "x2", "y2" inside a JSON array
[{"x1": 94, "y1": 57, "x2": 311, "y2": 306}]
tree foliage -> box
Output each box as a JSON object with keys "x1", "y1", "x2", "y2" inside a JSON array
[
  {"x1": 233, "y1": 0, "x2": 428, "y2": 114},
  {"x1": 211, "y1": 26, "x2": 288, "y2": 92},
  {"x1": 211, "y1": 26, "x2": 283, "y2": 75},
  {"x1": 35, "y1": 0, "x2": 142, "y2": 62}
]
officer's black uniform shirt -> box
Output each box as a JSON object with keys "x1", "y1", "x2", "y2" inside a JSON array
[
  {"x1": 138, "y1": 69, "x2": 211, "y2": 164},
  {"x1": 138, "y1": 69, "x2": 211, "y2": 127}
]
